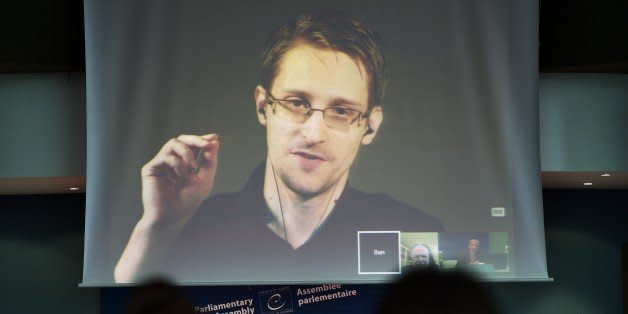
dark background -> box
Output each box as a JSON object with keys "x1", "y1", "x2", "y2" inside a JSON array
[
  {"x1": 2, "y1": 0, "x2": 628, "y2": 73},
  {"x1": 1, "y1": 0, "x2": 627, "y2": 313}
]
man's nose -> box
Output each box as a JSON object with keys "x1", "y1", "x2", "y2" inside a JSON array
[{"x1": 300, "y1": 110, "x2": 327, "y2": 144}]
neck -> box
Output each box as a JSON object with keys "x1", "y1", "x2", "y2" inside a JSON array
[{"x1": 264, "y1": 158, "x2": 348, "y2": 249}]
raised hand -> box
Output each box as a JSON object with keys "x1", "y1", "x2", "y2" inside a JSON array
[
  {"x1": 140, "y1": 134, "x2": 220, "y2": 226},
  {"x1": 114, "y1": 133, "x2": 220, "y2": 283}
]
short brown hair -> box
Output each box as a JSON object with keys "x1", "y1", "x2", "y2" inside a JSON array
[{"x1": 261, "y1": 9, "x2": 386, "y2": 108}]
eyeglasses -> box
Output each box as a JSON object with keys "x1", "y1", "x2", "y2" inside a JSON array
[{"x1": 265, "y1": 91, "x2": 369, "y2": 131}]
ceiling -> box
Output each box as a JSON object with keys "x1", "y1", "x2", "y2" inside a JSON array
[{"x1": 1, "y1": 0, "x2": 628, "y2": 73}]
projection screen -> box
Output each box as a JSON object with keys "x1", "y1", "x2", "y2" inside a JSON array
[{"x1": 83, "y1": 0, "x2": 548, "y2": 285}]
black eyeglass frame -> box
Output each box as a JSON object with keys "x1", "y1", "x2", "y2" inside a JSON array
[{"x1": 264, "y1": 90, "x2": 371, "y2": 128}]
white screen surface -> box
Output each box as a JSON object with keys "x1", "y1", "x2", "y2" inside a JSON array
[{"x1": 83, "y1": 0, "x2": 547, "y2": 285}]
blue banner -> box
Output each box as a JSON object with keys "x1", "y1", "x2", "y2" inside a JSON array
[{"x1": 103, "y1": 284, "x2": 390, "y2": 313}]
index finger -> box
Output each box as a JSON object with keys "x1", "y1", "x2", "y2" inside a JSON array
[{"x1": 177, "y1": 134, "x2": 219, "y2": 148}]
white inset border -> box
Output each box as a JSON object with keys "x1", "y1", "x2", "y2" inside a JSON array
[{"x1": 357, "y1": 231, "x2": 401, "y2": 275}]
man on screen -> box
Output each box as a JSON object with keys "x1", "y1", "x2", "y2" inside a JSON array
[
  {"x1": 115, "y1": 9, "x2": 442, "y2": 283},
  {"x1": 402, "y1": 243, "x2": 439, "y2": 272},
  {"x1": 458, "y1": 238, "x2": 483, "y2": 266}
]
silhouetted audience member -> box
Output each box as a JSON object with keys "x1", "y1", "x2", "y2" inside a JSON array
[
  {"x1": 376, "y1": 270, "x2": 498, "y2": 314},
  {"x1": 128, "y1": 278, "x2": 194, "y2": 314}
]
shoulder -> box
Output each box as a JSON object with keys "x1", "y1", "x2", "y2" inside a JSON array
[
  {"x1": 196, "y1": 191, "x2": 243, "y2": 217},
  {"x1": 342, "y1": 188, "x2": 444, "y2": 231}
]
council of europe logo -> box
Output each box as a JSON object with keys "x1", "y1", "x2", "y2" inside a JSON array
[{"x1": 258, "y1": 287, "x2": 294, "y2": 314}]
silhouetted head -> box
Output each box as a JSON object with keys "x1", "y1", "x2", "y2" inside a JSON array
[
  {"x1": 376, "y1": 270, "x2": 497, "y2": 314},
  {"x1": 127, "y1": 278, "x2": 193, "y2": 314}
]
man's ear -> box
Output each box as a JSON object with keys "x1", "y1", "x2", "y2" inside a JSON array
[
  {"x1": 361, "y1": 106, "x2": 383, "y2": 145},
  {"x1": 254, "y1": 85, "x2": 268, "y2": 126}
]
